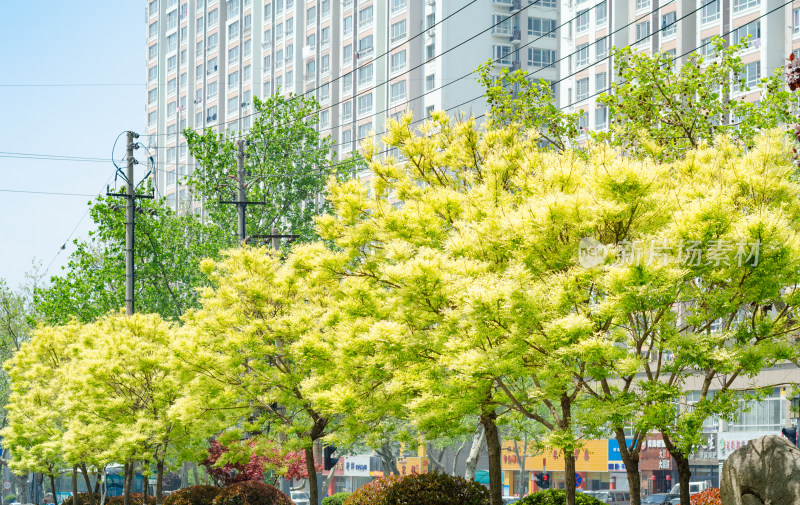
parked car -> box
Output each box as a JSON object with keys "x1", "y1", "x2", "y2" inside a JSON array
[
  {"x1": 669, "y1": 481, "x2": 711, "y2": 496},
  {"x1": 290, "y1": 490, "x2": 310, "y2": 505},
  {"x1": 502, "y1": 496, "x2": 520, "y2": 504},
  {"x1": 594, "y1": 490, "x2": 631, "y2": 505},
  {"x1": 642, "y1": 493, "x2": 679, "y2": 504}
]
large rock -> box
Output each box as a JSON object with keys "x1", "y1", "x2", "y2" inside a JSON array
[{"x1": 720, "y1": 434, "x2": 800, "y2": 505}]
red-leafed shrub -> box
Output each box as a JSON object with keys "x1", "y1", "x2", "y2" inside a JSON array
[
  {"x1": 343, "y1": 475, "x2": 404, "y2": 505},
  {"x1": 107, "y1": 493, "x2": 157, "y2": 505},
  {"x1": 211, "y1": 481, "x2": 293, "y2": 505},
  {"x1": 382, "y1": 472, "x2": 490, "y2": 505},
  {"x1": 690, "y1": 488, "x2": 721, "y2": 505},
  {"x1": 163, "y1": 485, "x2": 222, "y2": 505}
]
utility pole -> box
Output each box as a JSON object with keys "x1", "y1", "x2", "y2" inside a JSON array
[
  {"x1": 125, "y1": 131, "x2": 136, "y2": 314},
  {"x1": 237, "y1": 140, "x2": 247, "y2": 243},
  {"x1": 108, "y1": 131, "x2": 153, "y2": 315}
]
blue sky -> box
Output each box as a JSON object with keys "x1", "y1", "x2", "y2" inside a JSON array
[{"x1": 0, "y1": 2, "x2": 145, "y2": 289}]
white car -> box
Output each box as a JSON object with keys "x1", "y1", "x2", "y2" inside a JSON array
[{"x1": 290, "y1": 491, "x2": 310, "y2": 505}]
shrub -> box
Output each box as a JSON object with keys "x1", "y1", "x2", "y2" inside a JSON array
[
  {"x1": 322, "y1": 493, "x2": 350, "y2": 505},
  {"x1": 61, "y1": 493, "x2": 103, "y2": 505},
  {"x1": 211, "y1": 481, "x2": 292, "y2": 505},
  {"x1": 163, "y1": 486, "x2": 221, "y2": 505},
  {"x1": 381, "y1": 472, "x2": 489, "y2": 505},
  {"x1": 107, "y1": 493, "x2": 157, "y2": 505},
  {"x1": 517, "y1": 490, "x2": 606, "y2": 505},
  {"x1": 343, "y1": 475, "x2": 404, "y2": 505},
  {"x1": 690, "y1": 488, "x2": 721, "y2": 505},
  {"x1": 4, "y1": 496, "x2": 15, "y2": 503}
]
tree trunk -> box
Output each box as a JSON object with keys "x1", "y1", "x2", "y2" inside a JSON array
[
  {"x1": 155, "y1": 460, "x2": 164, "y2": 505},
  {"x1": 179, "y1": 463, "x2": 188, "y2": 489},
  {"x1": 191, "y1": 464, "x2": 199, "y2": 487},
  {"x1": 304, "y1": 447, "x2": 318, "y2": 505},
  {"x1": 141, "y1": 467, "x2": 149, "y2": 505},
  {"x1": 72, "y1": 466, "x2": 79, "y2": 505},
  {"x1": 564, "y1": 450, "x2": 576, "y2": 505},
  {"x1": 662, "y1": 434, "x2": 691, "y2": 505},
  {"x1": 452, "y1": 439, "x2": 468, "y2": 476},
  {"x1": 426, "y1": 445, "x2": 447, "y2": 473},
  {"x1": 321, "y1": 468, "x2": 336, "y2": 498},
  {"x1": 614, "y1": 429, "x2": 643, "y2": 505},
  {"x1": 49, "y1": 474, "x2": 57, "y2": 505},
  {"x1": 122, "y1": 462, "x2": 132, "y2": 505},
  {"x1": 480, "y1": 411, "x2": 503, "y2": 505},
  {"x1": 464, "y1": 425, "x2": 486, "y2": 480},
  {"x1": 376, "y1": 442, "x2": 399, "y2": 476},
  {"x1": 79, "y1": 464, "x2": 94, "y2": 505}
]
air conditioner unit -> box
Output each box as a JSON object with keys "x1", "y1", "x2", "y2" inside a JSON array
[
  {"x1": 427, "y1": 28, "x2": 435, "y2": 37},
  {"x1": 426, "y1": 0, "x2": 435, "y2": 5}
]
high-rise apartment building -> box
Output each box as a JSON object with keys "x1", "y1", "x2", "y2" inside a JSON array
[
  {"x1": 558, "y1": 0, "x2": 799, "y2": 134},
  {"x1": 145, "y1": 0, "x2": 560, "y2": 210}
]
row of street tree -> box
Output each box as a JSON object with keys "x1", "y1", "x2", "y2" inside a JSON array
[{"x1": 2, "y1": 39, "x2": 800, "y2": 505}]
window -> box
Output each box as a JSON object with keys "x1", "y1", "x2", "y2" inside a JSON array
[
  {"x1": 168, "y1": 77, "x2": 177, "y2": 95},
  {"x1": 426, "y1": 43, "x2": 436, "y2": 61},
  {"x1": 344, "y1": 16, "x2": 353, "y2": 35},
  {"x1": 208, "y1": 8, "x2": 218, "y2": 27},
  {"x1": 426, "y1": 105, "x2": 435, "y2": 118},
  {"x1": 578, "y1": 111, "x2": 588, "y2": 132},
  {"x1": 390, "y1": 81, "x2": 406, "y2": 104},
  {"x1": 595, "y1": 72, "x2": 607, "y2": 92},
  {"x1": 734, "y1": 61, "x2": 760, "y2": 92},
  {"x1": 357, "y1": 123, "x2": 371, "y2": 139},
  {"x1": 265, "y1": 3, "x2": 271, "y2": 20},
  {"x1": 196, "y1": 15, "x2": 205, "y2": 32},
  {"x1": 149, "y1": 44, "x2": 158, "y2": 60},
  {"x1": 228, "y1": 70, "x2": 239, "y2": 87},
  {"x1": 391, "y1": 0, "x2": 406, "y2": 13},
  {"x1": 321, "y1": 54, "x2": 329, "y2": 74},
  {"x1": 358, "y1": 63, "x2": 374, "y2": 85},
  {"x1": 492, "y1": 14, "x2": 513, "y2": 35},
  {"x1": 358, "y1": 6, "x2": 373, "y2": 27},
  {"x1": 306, "y1": 59, "x2": 316, "y2": 75},
  {"x1": 276, "y1": 49, "x2": 284, "y2": 68},
  {"x1": 321, "y1": 27, "x2": 330, "y2": 46},
  {"x1": 167, "y1": 55, "x2": 177, "y2": 72},
  {"x1": 285, "y1": 70, "x2": 293, "y2": 86},
  {"x1": 263, "y1": 80, "x2": 271, "y2": 95},
  {"x1": 285, "y1": 44, "x2": 294, "y2": 63},
  {"x1": 228, "y1": 20, "x2": 239, "y2": 40},
  {"x1": 229, "y1": 46, "x2": 239, "y2": 64},
  {"x1": 167, "y1": 10, "x2": 178, "y2": 30},
  {"x1": 390, "y1": 50, "x2": 406, "y2": 73},
  {"x1": 320, "y1": 83, "x2": 330, "y2": 102},
  {"x1": 181, "y1": 72, "x2": 187, "y2": 89},
  {"x1": 493, "y1": 45, "x2": 513, "y2": 65},
  {"x1": 321, "y1": 0, "x2": 331, "y2": 18},
  {"x1": 149, "y1": 21, "x2": 159, "y2": 39},
  {"x1": 207, "y1": 33, "x2": 218, "y2": 51},
  {"x1": 596, "y1": 1, "x2": 607, "y2": 24},
  {"x1": 727, "y1": 390, "x2": 784, "y2": 432},
  {"x1": 358, "y1": 93, "x2": 373, "y2": 115},
  {"x1": 528, "y1": 48, "x2": 556, "y2": 67},
  {"x1": 596, "y1": 36, "x2": 608, "y2": 59},
  {"x1": 207, "y1": 81, "x2": 217, "y2": 98},
  {"x1": 167, "y1": 100, "x2": 177, "y2": 116},
  {"x1": 276, "y1": 0, "x2": 283, "y2": 14},
  {"x1": 149, "y1": 65, "x2": 158, "y2": 81},
  {"x1": 358, "y1": 35, "x2": 374, "y2": 55},
  {"x1": 342, "y1": 129, "x2": 353, "y2": 149},
  {"x1": 733, "y1": 21, "x2": 760, "y2": 45},
  {"x1": 733, "y1": 0, "x2": 759, "y2": 13},
  {"x1": 426, "y1": 74, "x2": 435, "y2": 91},
  {"x1": 244, "y1": 14, "x2": 251, "y2": 34},
  {"x1": 595, "y1": 105, "x2": 607, "y2": 129},
  {"x1": 662, "y1": 11, "x2": 677, "y2": 36},
  {"x1": 307, "y1": 6, "x2": 316, "y2": 25},
  {"x1": 699, "y1": 37, "x2": 714, "y2": 56},
  {"x1": 276, "y1": 22, "x2": 283, "y2": 41},
  {"x1": 342, "y1": 100, "x2": 353, "y2": 120},
  {"x1": 286, "y1": 18, "x2": 294, "y2": 38},
  {"x1": 149, "y1": 0, "x2": 159, "y2": 15},
  {"x1": 149, "y1": 110, "x2": 158, "y2": 125},
  {"x1": 243, "y1": 65, "x2": 251, "y2": 81},
  {"x1": 343, "y1": 44, "x2": 353, "y2": 65},
  {"x1": 227, "y1": 0, "x2": 239, "y2": 18},
  {"x1": 181, "y1": 25, "x2": 187, "y2": 42},
  {"x1": 167, "y1": 33, "x2": 177, "y2": 52},
  {"x1": 539, "y1": 0, "x2": 557, "y2": 6},
  {"x1": 196, "y1": 40, "x2": 204, "y2": 55},
  {"x1": 701, "y1": 0, "x2": 720, "y2": 23},
  {"x1": 207, "y1": 104, "x2": 218, "y2": 122},
  {"x1": 244, "y1": 39, "x2": 251, "y2": 58},
  {"x1": 576, "y1": 78, "x2": 589, "y2": 101},
  {"x1": 576, "y1": 43, "x2": 589, "y2": 67},
  {"x1": 196, "y1": 63, "x2": 204, "y2": 79},
  {"x1": 528, "y1": 17, "x2": 556, "y2": 37},
  {"x1": 426, "y1": 13, "x2": 435, "y2": 29},
  {"x1": 635, "y1": 20, "x2": 650, "y2": 43},
  {"x1": 636, "y1": 0, "x2": 650, "y2": 10},
  {"x1": 148, "y1": 88, "x2": 158, "y2": 104},
  {"x1": 263, "y1": 54, "x2": 271, "y2": 69},
  {"x1": 320, "y1": 109, "x2": 330, "y2": 128},
  {"x1": 207, "y1": 56, "x2": 217, "y2": 74},
  {"x1": 576, "y1": 10, "x2": 590, "y2": 32},
  {"x1": 343, "y1": 72, "x2": 353, "y2": 93},
  {"x1": 275, "y1": 75, "x2": 283, "y2": 91},
  {"x1": 391, "y1": 20, "x2": 407, "y2": 42},
  {"x1": 307, "y1": 33, "x2": 316, "y2": 48},
  {"x1": 227, "y1": 95, "x2": 238, "y2": 112}
]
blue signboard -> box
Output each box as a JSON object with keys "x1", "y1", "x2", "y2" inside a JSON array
[
  {"x1": 607, "y1": 438, "x2": 632, "y2": 462},
  {"x1": 575, "y1": 474, "x2": 582, "y2": 487}
]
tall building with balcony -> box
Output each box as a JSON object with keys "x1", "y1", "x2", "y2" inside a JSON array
[
  {"x1": 557, "y1": 0, "x2": 798, "y2": 136},
  {"x1": 144, "y1": 0, "x2": 560, "y2": 210}
]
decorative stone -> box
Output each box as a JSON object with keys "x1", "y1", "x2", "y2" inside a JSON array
[{"x1": 720, "y1": 434, "x2": 800, "y2": 505}]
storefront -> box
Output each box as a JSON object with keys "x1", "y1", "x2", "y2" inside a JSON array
[
  {"x1": 689, "y1": 432, "x2": 719, "y2": 488},
  {"x1": 343, "y1": 456, "x2": 374, "y2": 492},
  {"x1": 638, "y1": 434, "x2": 675, "y2": 495},
  {"x1": 607, "y1": 438, "x2": 630, "y2": 491},
  {"x1": 396, "y1": 456, "x2": 429, "y2": 476}
]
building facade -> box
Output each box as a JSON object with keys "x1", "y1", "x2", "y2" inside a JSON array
[{"x1": 144, "y1": 0, "x2": 560, "y2": 210}]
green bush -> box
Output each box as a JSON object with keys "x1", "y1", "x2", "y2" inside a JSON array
[
  {"x1": 381, "y1": 472, "x2": 489, "y2": 505},
  {"x1": 107, "y1": 493, "x2": 157, "y2": 505},
  {"x1": 322, "y1": 492, "x2": 350, "y2": 505},
  {"x1": 4, "y1": 495, "x2": 15, "y2": 503},
  {"x1": 61, "y1": 493, "x2": 103, "y2": 505},
  {"x1": 517, "y1": 490, "x2": 606, "y2": 505},
  {"x1": 163, "y1": 486, "x2": 221, "y2": 505},
  {"x1": 343, "y1": 475, "x2": 404, "y2": 505},
  {"x1": 212, "y1": 481, "x2": 292, "y2": 505}
]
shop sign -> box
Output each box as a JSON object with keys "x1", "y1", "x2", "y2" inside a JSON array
[
  {"x1": 639, "y1": 434, "x2": 673, "y2": 471},
  {"x1": 343, "y1": 456, "x2": 371, "y2": 477},
  {"x1": 690, "y1": 432, "x2": 717, "y2": 460},
  {"x1": 607, "y1": 438, "x2": 632, "y2": 462},
  {"x1": 717, "y1": 431, "x2": 776, "y2": 460}
]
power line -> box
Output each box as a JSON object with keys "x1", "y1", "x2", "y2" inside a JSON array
[
  {"x1": 0, "y1": 83, "x2": 144, "y2": 88},
  {"x1": 0, "y1": 189, "x2": 98, "y2": 197}
]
